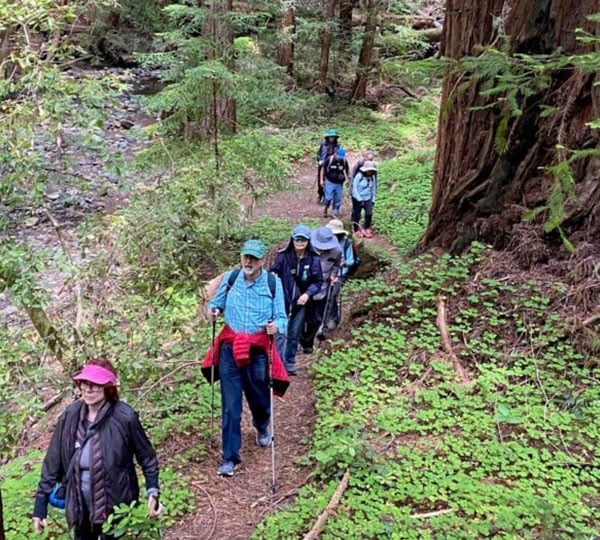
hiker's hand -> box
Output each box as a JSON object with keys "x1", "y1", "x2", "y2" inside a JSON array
[
  {"x1": 209, "y1": 308, "x2": 221, "y2": 321},
  {"x1": 297, "y1": 293, "x2": 309, "y2": 306},
  {"x1": 331, "y1": 275, "x2": 339, "y2": 284},
  {"x1": 148, "y1": 495, "x2": 164, "y2": 518},
  {"x1": 265, "y1": 320, "x2": 278, "y2": 335},
  {"x1": 32, "y1": 517, "x2": 47, "y2": 534}
]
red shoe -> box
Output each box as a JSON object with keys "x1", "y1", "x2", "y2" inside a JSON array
[
  {"x1": 354, "y1": 230, "x2": 363, "y2": 238},
  {"x1": 364, "y1": 229, "x2": 373, "y2": 238}
]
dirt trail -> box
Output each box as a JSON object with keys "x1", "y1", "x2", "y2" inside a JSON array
[{"x1": 167, "y1": 151, "x2": 389, "y2": 539}]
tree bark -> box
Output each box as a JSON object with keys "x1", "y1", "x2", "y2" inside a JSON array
[
  {"x1": 338, "y1": 0, "x2": 353, "y2": 65},
  {"x1": 201, "y1": 0, "x2": 236, "y2": 136},
  {"x1": 318, "y1": 0, "x2": 336, "y2": 92},
  {"x1": 276, "y1": 3, "x2": 295, "y2": 76},
  {"x1": 420, "y1": 0, "x2": 600, "y2": 253},
  {"x1": 351, "y1": 0, "x2": 379, "y2": 101}
]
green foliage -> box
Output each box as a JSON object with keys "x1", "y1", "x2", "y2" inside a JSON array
[
  {"x1": 103, "y1": 468, "x2": 194, "y2": 539},
  {"x1": 259, "y1": 243, "x2": 600, "y2": 538},
  {"x1": 1, "y1": 450, "x2": 70, "y2": 539},
  {"x1": 0, "y1": 0, "x2": 126, "y2": 210},
  {"x1": 115, "y1": 130, "x2": 304, "y2": 289}
]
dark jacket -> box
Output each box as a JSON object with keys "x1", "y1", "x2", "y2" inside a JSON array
[
  {"x1": 33, "y1": 400, "x2": 159, "y2": 526},
  {"x1": 317, "y1": 139, "x2": 339, "y2": 165},
  {"x1": 270, "y1": 239, "x2": 323, "y2": 314}
]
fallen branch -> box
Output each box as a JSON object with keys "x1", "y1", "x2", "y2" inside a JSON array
[
  {"x1": 435, "y1": 295, "x2": 470, "y2": 386},
  {"x1": 303, "y1": 470, "x2": 350, "y2": 540},
  {"x1": 190, "y1": 482, "x2": 217, "y2": 540},
  {"x1": 43, "y1": 391, "x2": 65, "y2": 411},
  {"x1": 410, "y1": 508, "x2": 455, "y2": 519},
  {"x1": 582, "y1": 312, "x2": 600, "y2": 326}
]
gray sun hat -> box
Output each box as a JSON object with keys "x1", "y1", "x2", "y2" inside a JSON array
[
  {"x1": 292, "y1": 224, "x2": 311, "y2": 240},
  {"x1": 311, "y1": 226, "x2": 340, "y2": 251},
  {"x1": 360, "y1": 161, "x2": 377, "y2": 173},
  {"x1": 326, "y1": 219, "x2": 347, "y2": 236}
]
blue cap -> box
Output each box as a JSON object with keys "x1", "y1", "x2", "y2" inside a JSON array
[
  {"x1": 240, "y1": 239, "x2": 266, "y2": 259},
  {"x1": 325, "y1": 128, "x2": 338, "y2": 137},
  {"x1": 337, "y1": 148, "x2": 346, "y2": 159},
  {"x1": 292, "y1": 224, "x2": 311, "y2": 240}
]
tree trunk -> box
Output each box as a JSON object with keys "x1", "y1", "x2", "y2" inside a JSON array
[
  {"x1": 338, "y1": 0, "x2": 353, "y2": 65},
  {"x1": 201, "y1": 0, "x2": 236, "y2": 135},
  {"x1": 276, "y1": 4, "x2": 295, "y2": 76},
  {"x1": 420, "y1": 0, "x2": 600, "y2": 253},
  {"x1": 318, "y1": 0, "x2": 336, "y2": 92},
  {"x1": 351, "y1": 0, "x2": 379, "y2": 101}
]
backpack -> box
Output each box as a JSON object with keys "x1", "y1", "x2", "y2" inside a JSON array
[
  {"x1": 227, "y1": 268, "x2": 277, "y2": 298},
  {"x1": 343, "y1": 237, "x2": 361, "y2": 278}
]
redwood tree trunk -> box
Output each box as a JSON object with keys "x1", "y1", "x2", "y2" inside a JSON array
[
  {"x1": 351, "y1": 0, "x2": 378, "y2": 101},
  {"x1": 276, "y1": 4, "x2": 295, "y2": 76},
  {"x1": 421, "y1": 0, "x2": 600, "y2": 253},
  {"x1": 338, "y1": 0, "x2": 353, "y2": 65},
  {"x1": 318, "y1": 0, "x2": 336, "y2": 91},
  {"x1": 202, "y1": 0, "x2": 236, "y2": 135}
]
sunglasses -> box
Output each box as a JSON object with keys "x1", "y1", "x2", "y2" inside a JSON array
[{"x1": 293, "y1": 236, "x2": 309, "y2": 242}]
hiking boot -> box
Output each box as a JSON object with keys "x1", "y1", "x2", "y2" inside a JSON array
[
  {"x1": 364, "y1": 229, "x2": 373, "y2": 238},
  {"x1": 256, "y1": 429, "x2": 272, "y2": 447},
  {"x1": 217, "y1": 461, "x2": 237, "y2": 477},
  {"x1": 286, "y1": 365, "x2": 298, "y2": 376},
  {"x1": 323, "y1": 208, "x2": 328, "y2": 218},
  {"x1": 302, "y1": 347, "x2": 313, "y2": 354}
]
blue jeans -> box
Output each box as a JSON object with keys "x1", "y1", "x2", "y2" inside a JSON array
[
  {"x1": 324, "y1": 181, "x2": 344, "y2": 215},
  {"x1": 219, "y1": 343, "x2": 270, "y2": 463},
  {"x1": 276, "y1": 306, "x2": 305, "y2": 372}
]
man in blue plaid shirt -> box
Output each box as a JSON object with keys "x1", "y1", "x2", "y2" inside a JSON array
[{"x1": 208, "y1": 239, "x2": 287, "y2": 477}]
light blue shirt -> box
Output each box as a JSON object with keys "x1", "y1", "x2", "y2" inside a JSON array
[
  {"x1": 351, "y1": 171, "x2": 377, "y2": 202},
  {"x1": 208, "y1": 269, "x2": 287, "y2": 335}
]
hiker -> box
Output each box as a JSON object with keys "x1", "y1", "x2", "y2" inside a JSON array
[
  {"x1": 300, "y1": 227, "x2": 342, "y2": 352},
  {"x1": 351, "y1": 160, "x2": 378, "y2": 238},
  {"x1": 323, "y1": 147, "x2": 350, "y2": 219},
  {"x1": 203, "y1": 239, "x2": 289, "y2": 477},
  {"x1": 325, "y1": 219, "x2": 359, "y2": 329},
  {"x1": 33, "y1": 358, "x2": 161, "y2": 539},
  {"x1": 270, "y1": 224, "x2": 323, "y2": 375},
  {"x1": 316, "y1": 128, "x2": 340, "y2": 204},
  {"x1": 350, "y1": 150, "x2": 376, "y2": 180}
]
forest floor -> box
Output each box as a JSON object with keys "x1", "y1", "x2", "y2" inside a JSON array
[{"x1": 165, "y1": 151, "x2": 387, "y2": 539}]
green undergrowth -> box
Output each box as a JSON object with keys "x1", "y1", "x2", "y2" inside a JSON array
[
  {"x1": 0, "y1": 451, "x2": 194, "y2": 540},
  {"x1": 255, "y1": 243, "x2": 600, "y2": 539}
]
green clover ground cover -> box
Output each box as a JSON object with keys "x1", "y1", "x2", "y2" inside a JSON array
[{"x1": 255, "y1": 244, "x2": 600, "y2": 539}]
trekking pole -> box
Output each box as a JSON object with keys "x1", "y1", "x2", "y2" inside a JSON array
[
  {"x1": 209, "y1": 316, "x2": 217, "y2": 447},
  {"x1": 316, "y1": 284, "x2": 334, "y2": 341},
  {"x1": 268, "y1": 331, "x2": 277, "y2": 493}
]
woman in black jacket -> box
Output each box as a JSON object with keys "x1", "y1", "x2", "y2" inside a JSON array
[{"x1": 33, "y1": 358, "x2": 161, "y2": 539}]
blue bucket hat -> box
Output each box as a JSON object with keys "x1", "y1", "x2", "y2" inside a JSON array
[
  {"x1": 240, "y1": 239, "x2": 266, "y2": 259},
  {"x1": 311, "y1": 227, "x2": 339, "y2": 251},
  {"x1": 292, "y1": 224, "x2": 311, "y2": 240},
  {"x1": 325, "y1": 128, "x2": 338, "y2": 138},
  {"x1": 337, "y1": 148, "x2": 346, "y2": 159}
]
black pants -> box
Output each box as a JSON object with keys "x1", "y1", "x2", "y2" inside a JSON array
[
  {"x1": 351, "y1": 198, "x2": 373, "y2": 230},
  {"x1": 316, "y1": 166, "x2": 324, "y2": 202},
  {"x1": 74, "y1": 522, "x2": 116, "y2": 540},
  {"x1": 300, "y1": 296, "x2": 327, "y2": 349}
]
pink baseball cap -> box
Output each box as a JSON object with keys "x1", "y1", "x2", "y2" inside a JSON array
[{"x1": 73, "y1": 364, "x2": 117, "y2": 385}]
